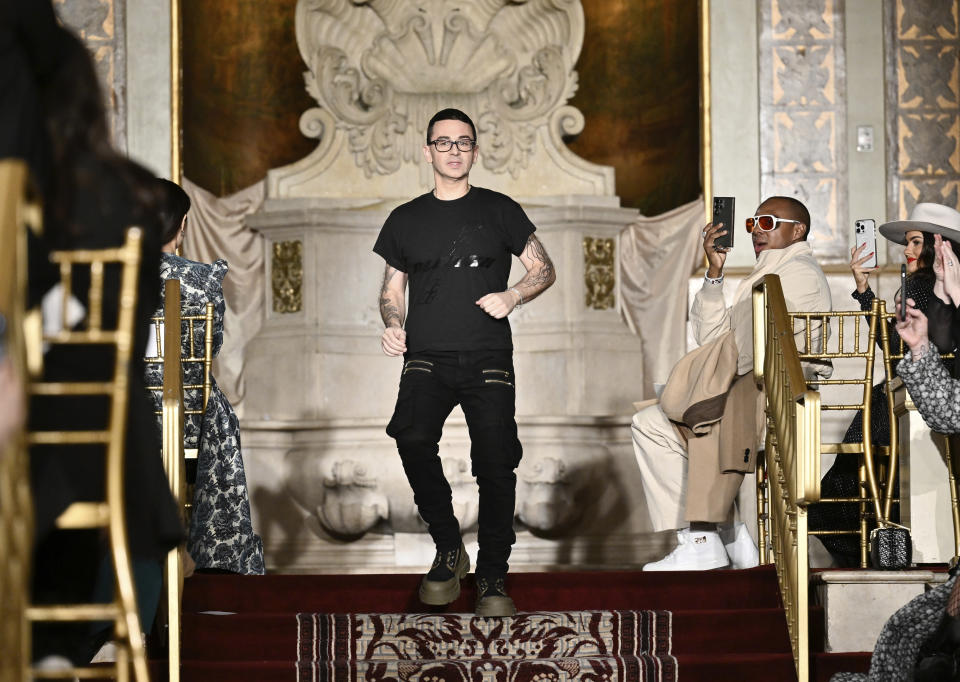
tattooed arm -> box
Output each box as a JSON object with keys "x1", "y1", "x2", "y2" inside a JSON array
[
  {"x1": 379, "y1": 264, "x2": 408, "y2": 356},
  {"x1": 476, "y1": 234, "x2": 557, "y2": 319}
]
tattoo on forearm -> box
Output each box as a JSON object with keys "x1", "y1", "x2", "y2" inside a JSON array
[
  {"x1": 379, "y1": 267, "x2": 403, "y2": 327},
  {"x1": 380, "y1": 296, "x2": 401, "y2": 326},
  {"x1": 513, "y1": 235, "x2": 556, "y2": 301}
]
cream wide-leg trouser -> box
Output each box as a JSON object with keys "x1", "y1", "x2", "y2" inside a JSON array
[{"x1": 631, "y1": 402, "x2": 757, "y2": 535}]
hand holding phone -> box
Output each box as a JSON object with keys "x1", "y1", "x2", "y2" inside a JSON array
[
  {"x1": 711, "y1": 197, "x2": 735, "y2": 251},
  {"x1": 854, "y1": 219, "x2": 878, "y2": 269}
]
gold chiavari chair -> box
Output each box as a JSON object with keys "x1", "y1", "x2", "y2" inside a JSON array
[
  {"x1": 0, "y1": 160, "x2": 37, "y2": 682},
  {"x1": 144, "y1": 298, "x2": 214, "y2": 522},
  {"x1": 784, "y1": 299, "x2": 897, "y2": 567},
  {"x1": 24, "y1": 227, "x2": 149, "y2": 682},
  {"x1": 142, "y1": 285, "x2": 213, "y2": 682}
]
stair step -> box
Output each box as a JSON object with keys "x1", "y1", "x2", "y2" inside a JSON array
[
  {"x1": 179, "y1": 606, "x2": 797, "y2": 661},
  {"x1": 179, "y1": 658, "x2": 677, "y2": 682},
  {"x1": 675, "y1": 653, "x2": 797, "y2": 681},
  {"x1": 183, "y1": 566, "x2": 782, "y2": 615},
  {"x1": 811, "y1": 651, "x2": 871, "y2": 682}
]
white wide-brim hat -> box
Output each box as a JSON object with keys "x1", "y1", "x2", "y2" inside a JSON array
[{"x1": 879, "y1": 202, "x2": 960, "y2": 245}]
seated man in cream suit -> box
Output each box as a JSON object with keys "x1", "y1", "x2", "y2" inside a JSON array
[{"x1": 635, "y1": 196, "x2": 832, "y2": 571}]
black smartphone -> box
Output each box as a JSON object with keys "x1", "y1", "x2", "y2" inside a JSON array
[
  {"x1": 712, "y1": 196, "x2": 735, "y2": 250},
  {"x1": 899, "y1": 264, "x2": 907, "y2": 321}
]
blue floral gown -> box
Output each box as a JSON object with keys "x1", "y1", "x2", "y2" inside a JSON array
[{"x1": 145, "y1": 253, "x2": 265, "y2": 575}]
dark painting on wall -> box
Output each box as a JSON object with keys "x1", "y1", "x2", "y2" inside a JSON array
[
  {"x1": 183, "y1": 0, "x2": 314, "y2": 197},
  {"x1": 183, "y1": 0, "x2": 701, "y2": 216},
  {"x1": 567, "y1": 0, "x2": 701, "y2": 215}
]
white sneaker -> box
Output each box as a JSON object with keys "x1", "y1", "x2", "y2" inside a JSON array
[
  {"x1": 723, "y1": 522, "x2": 760, "y2": 569},
  {"x1": 34, "y1": 656, "x2": 79, "y2": 682},
  {"x1": 90, "y1": 641, "x2": 117, "y2": 664},
  {"x1": 643, "y1": 528, "x2": 730, "y2": 571}
]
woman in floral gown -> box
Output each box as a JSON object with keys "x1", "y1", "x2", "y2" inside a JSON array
[{"x1": 146, "y1": 179, "x2": 264, "y2": 575}]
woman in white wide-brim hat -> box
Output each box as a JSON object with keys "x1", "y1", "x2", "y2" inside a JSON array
[
  {"x1": 811, "y1": 203, "x2": 960, "y2": 567},
  {"x1": 880, "y1": 203, "x2": 960, "y2": 363}
]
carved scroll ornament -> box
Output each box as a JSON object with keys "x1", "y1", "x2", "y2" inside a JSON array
[{"x1": 294, "y1": 0, "x2": 587, "y2": 179}]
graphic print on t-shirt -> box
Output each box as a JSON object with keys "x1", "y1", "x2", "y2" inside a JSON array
[
  {"x1": 416, "y1": 222, "x2": 494, "y2": 306},
  {"x1": 372, "y1": 186, "x2": 536, "y2": 352}
]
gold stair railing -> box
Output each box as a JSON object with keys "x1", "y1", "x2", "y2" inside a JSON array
[
  {"x1": 157, "y1": 280, "x2": 187, "y2": 682},
  {"x1": 753, "y1": 274, "x2": 820, "y2": 682},
  {"x1": 145, "y1": 298, "x2": 214, "y2": 522}
]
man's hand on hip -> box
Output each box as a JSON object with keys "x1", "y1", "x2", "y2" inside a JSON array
[
  {"x1": 476, "y1": 291, "x2": 516, "y2": 319},
  {"x1": 381, "y1": 326, "x2": 407, "y2": 356}
]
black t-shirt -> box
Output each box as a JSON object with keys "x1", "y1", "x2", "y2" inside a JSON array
[{"x1": 373, "y1": 186, "x2": 535, "y2": 352}]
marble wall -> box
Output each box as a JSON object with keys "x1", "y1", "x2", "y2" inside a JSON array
[
  {"x1": 759, "y1": 0, "x2": 848, "y2": 263},
  {"x1": 885, "y1": 0, "x2": 960, "y2": 219},
  {"x1": 56, "y1": 0, "x2": 127, "y2": 151}
]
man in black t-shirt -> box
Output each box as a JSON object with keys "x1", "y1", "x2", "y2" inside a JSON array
[{"x1": 374, "y1": 108, "x2": 556, "y2": 617}]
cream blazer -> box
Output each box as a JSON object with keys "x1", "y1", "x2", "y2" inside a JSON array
[{"x1": 690, "y1": 241, "x2": 832, "y2": 377}]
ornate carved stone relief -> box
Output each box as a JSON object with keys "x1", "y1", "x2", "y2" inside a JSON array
[
  {"x1": 272, "y1": 240, "x2": 303, "y2": 314},
  {"x1": 269, "y1": 0, "x2": 614, "y2": 199},
  {"x1": 57, "y1": 0, "x2": 127, "y2": 151},
  {"x1": 583, "y1": 236, "x2": 614, "y2": 310},
  {"x1": 885, "y1": 0, "x2": 960, "y2": 218},
  {"x1": 318, "y1": 460, "x2": 388, "y2": 538},
  {"x1": 759, "y1": 0, "x2": 847, "y2": 262}
]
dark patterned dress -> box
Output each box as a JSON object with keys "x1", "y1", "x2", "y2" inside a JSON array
[{"x1": 145, "y1": 253, "x2": 265, "y2": 575}]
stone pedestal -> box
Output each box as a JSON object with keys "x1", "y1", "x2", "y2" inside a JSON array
[
  {"x1": 239, "y1": 197, "x2": 654, "y2": 572},
  {"x1": 895, "y1": 381, "x2": 960, "y2": 564},
  {"x1": 814, "y1": 570, "x2": 945, "y2": 652}
]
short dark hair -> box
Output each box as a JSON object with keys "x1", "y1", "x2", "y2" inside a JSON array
[
  {"x1": 156, "y1": 178, "x2": 191, "y2": 245},
  {"x1": 426, "y1": 108, "x2": 476, "y2": 144},
  {"x1": 766, "y1": 195, "x2": 811, "y2": 240}
]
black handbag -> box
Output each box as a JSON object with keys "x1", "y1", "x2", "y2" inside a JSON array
[{"x1": 869, "y1": 523, "x2": 912, "y2": 570}]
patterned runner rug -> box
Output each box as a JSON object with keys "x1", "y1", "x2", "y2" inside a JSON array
[{"x1": 296, "y1": 610, "x2": 677, "y2": 682}]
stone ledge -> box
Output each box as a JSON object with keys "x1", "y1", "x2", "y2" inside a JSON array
[{"x1": 813, "y1": 569, "x2": 944, "y2": 585}]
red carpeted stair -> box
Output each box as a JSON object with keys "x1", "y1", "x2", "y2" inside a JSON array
[{"x1": 167, "y1": 566, "x2": 870, "y2": 681}]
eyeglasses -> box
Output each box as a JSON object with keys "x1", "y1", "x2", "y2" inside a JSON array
[
  {"x1": 428, "y1": 138, "x2": 476, "y2": 152},
  {"x1": 745, "y1": 215, "x2": 802, "y2": 233}
]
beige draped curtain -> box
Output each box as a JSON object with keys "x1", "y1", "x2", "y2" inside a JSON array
[
  {"x1": 181, "y1": 178, "x2": 266, "y2": 417},
  {"x1": 619, "y1": 197, "x2": 704, "y2": 400}
]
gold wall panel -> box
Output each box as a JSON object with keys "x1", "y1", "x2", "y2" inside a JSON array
[
  {"x1": 583, "y1": 236, "x2": 615, "y2": 310},
  {"x1": 272, "y1": 240, "x2": 303, "y2": 314}
]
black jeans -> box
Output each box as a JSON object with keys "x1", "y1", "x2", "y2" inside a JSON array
[{"x1": 386, "y1": 349, "x2": 522, "y2": 577}]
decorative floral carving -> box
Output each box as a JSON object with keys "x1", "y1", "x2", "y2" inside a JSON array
[
  {"x1": 582, "y1": 237, "x2": 614, "y2": 310},
  {"x1": 272, "y1": 240, "x2": 303, "y2": 314},
  {"x1": 294, "y1": 0, "x2": 584, "y2": 179}
]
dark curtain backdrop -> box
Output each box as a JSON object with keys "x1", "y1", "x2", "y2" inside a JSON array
[{"x1": 183, "y1": 0, "x2": 700, "y2": 215}]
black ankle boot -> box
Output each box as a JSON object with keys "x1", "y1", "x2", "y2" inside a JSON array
[{"x1": 419, "y1": 543, "x2": 469, "y2": 606}]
